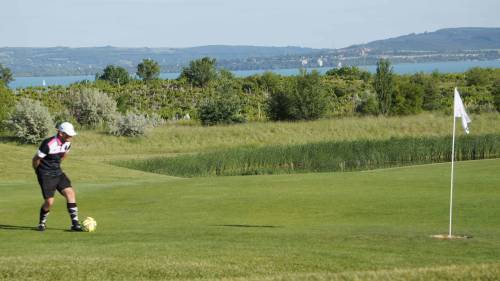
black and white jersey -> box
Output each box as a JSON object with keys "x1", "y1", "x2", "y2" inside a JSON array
[{"x1": 36, "y1": 135, "x2": 72, "y2": 176}]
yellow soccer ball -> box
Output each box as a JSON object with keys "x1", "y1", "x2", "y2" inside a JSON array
[{"x1": 83, "y1": 217, "x2": 97, "y2": 232}]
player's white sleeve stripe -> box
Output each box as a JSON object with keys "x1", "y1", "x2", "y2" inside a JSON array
[{"x1": 37, "y1": 150, "x2": 47, "y2": 158}]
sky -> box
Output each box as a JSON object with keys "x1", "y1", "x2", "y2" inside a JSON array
[{"x1": 3, "y1": 0, "x2": 500, "y2": 49}]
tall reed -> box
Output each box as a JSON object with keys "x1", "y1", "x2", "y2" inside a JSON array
[{"x1": 115, "y1": 134, "x2": 500, "y2": 177}]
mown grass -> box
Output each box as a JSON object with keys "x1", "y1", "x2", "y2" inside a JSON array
[
  {"x1": 115, "y1": 134, "x2": 500, "y2": 177},
  {"x1": 1, "y1": 158, "x2": 500, "y2": 280},
  {"x1": 225, "y1": 263, "x2": 500, "y2": 281}
]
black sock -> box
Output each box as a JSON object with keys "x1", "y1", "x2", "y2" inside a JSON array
[
  {"x1": 39, "y1": 208, "x2": 50, "y2": 225},
  {"x1": 67, "y1": 203, "x2": 79, "y2": 225}
]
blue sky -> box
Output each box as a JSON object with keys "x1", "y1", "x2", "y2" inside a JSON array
[{"x1": 3, "y1": 0, "x2": 500, "y2": 48}]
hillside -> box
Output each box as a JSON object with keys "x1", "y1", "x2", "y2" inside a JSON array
[
  {"x1": 1, "y1": 27, "x2": 499, "y2": 76},
  {"x1": 346, "y1": 27, "x2": 500, "y2": 52},
  {"x1": 0, "y1": 45, "x2": 321, "y2": 76}
]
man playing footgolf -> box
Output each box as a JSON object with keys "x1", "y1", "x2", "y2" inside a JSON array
[{"x1": 32, "y1": 122, "x2": 83, "y2": 231}]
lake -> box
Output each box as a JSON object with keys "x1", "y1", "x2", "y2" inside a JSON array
[{"x1": 9, "y1": 59, "x2": 500, "y2": 89}]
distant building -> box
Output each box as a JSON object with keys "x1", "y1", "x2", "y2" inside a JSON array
[{"x1": 317, "y1": 57, "x2": 324, "y2": 67}]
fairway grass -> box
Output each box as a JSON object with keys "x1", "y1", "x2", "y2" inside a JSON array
[{"x1": 1, "y1": 156, "x2": 500, "y2": 280}]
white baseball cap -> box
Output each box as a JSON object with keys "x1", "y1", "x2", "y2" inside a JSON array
[{"x1": 58, "y1": 122, "x2": 77, "y2": 136}]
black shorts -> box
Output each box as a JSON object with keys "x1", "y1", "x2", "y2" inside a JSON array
[{"x1": 36, "y1": 171, "x2": 72, "y2": 199}]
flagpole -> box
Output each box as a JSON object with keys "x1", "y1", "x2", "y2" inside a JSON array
[{"x1": 449, "y1": 104, "x2": 457, "y2": 238}]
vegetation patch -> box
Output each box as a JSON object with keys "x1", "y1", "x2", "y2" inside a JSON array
[{"x1": 114, "y1": 134, "x2": 500, "y2": 177}]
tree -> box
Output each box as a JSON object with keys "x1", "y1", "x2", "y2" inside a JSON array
[
  {"x1": 391, "y1": 78, "x2": 424, "y2": 115},
  {"x1": 289, "y1": 70, "x2": 328, "y2": 120},
  {"x1": 268, "y1": 70, "x2": 328, "y2": 121},
  {"x1": 465, "y1": 67, "x2": 492, "y2": 87},
  {"x1": 411, "y1": 72, "x2": 441, "y2": 111},
  {"x1": 180, "y1": 57, "x2": 218, "y2": 87},
  {"x1": 493, "y1": 78, "x2": 500, "y2": 112},
  {"x1": 373, "y1": 59, "x2": 394, "y2": 115},
  {"x1": 0, "y1": 64, "x2": 14, "y2": 86},
  {"x1": 136, "y1": 59, "x2": 160, "y2": 81},
  {"x1": 325, "y1": 66, "x2": 371, "y2": 81},
  {"x1": 259, "y1": 72, "x2": 282, "y2": 95},
  {"x1": 267, "y1": 86, "x2": 293, "y2": 120},
  {"x1": 98, "y1": 65, "x2": 130, "y2": 85}
]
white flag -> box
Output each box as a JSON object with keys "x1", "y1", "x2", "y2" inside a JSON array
[{"x1": 454, "y1": 88, "x2": 471, "y2": 134}]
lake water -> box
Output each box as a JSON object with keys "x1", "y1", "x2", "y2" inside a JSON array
[{"x1": 9, "y1": 59, "x2": 500, "y2": 89}]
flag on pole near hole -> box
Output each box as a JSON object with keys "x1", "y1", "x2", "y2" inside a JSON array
[
  {"x1": 445, "y1": 87, "x2": 472, "y2": 239},
  {"x1": 454, "y1": 88, "x2": 471, "y2": 134}
]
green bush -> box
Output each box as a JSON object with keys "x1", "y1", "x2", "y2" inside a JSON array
[
  {"x1": 325, "y1": 66, "x2": 371, "y2": 81},
  {"x1": 356, "y1": 90, "x2": 379, "y2": 115},
  {"x1": 391, "y1": 78, "x2": 424, "y2": 115},
  {"x1": 493, "y1": 78, "x2": 500, "y2": 112},
  {"x1": 52, "y1": 109, "x2": 78, "y2": 128},
  {"x1": 69, "y1": 88, "x2": 117, "y2": 128},
  {"x1": 288, "y1": 70, "x2": 329, "y2": 120},
  {"x1": 198, "y1": 81, "x2": 245, "y2": 126},
  {"x1": 267, "y1": 70, "x2": 329, "y2": 121},
  {"x1": 108, "y1": 112, "x2": 149, "y2": 137},
  {"x1": 0, "y1": 84, "x2": 16, "y2": 131},
  {"x1": 267, "y1": 90, "x2": 293, "y2": 120},
  {"x1": 4, "y1": 98, "x2": 53, "y2": 144},
  {"x1": 145, "y1": 112, "x2": 166, "y2": 128}
]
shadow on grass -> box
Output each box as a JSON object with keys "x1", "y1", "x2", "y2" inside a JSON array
[
  {"x1": 0, "y1": 224, "x2": 37, "y2": 231},
  {"x1": 0, "y1": 224, "x2": 66, "y2": 231},
  {"x1": 212, "y1": 224, "x2": 281, "y2": 228}
]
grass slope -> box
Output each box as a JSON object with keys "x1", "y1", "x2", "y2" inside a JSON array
[
  {"x1": 1, "y1": 154, "x2": 500, "y2": 280},
  {"x1": 70, "y1": 113, "x2": 500, "y2": 158}
]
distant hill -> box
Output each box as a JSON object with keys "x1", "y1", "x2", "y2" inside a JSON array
[
  {"x1": 0, "y1": 46, "x2": 322, "y2": 76},
  {"x1": 1, "y1": 27, "x2": 499, "y2": 76},
  {"x1": 345, "y1": 27, "x2": 500, "y2": 52}
]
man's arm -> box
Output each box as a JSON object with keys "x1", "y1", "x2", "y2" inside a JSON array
[
  {"x1": 34, "y1": 139, "x2": 49, "y2": 169},
  {"x1": 61, "y1": 143, "x2": 71, "y2": 161},
  {"x1": 32, "y1": 155, "x2": 42, "y2": 170}
]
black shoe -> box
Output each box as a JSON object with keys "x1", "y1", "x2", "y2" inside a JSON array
[
  {"x1": 70, "y1": 224, "x2": 84, "y2": 232},
  {"x1": 37, "y1": 223, "x2": 46, "y2": 231}
]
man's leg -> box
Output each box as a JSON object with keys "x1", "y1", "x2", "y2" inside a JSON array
[
  {"x1": 59, "y1": 173, "x2": 83, "y2": 231},
  {"x1": 38, "y1": 197, "x2": 54, "y2": 231},
  {"x1": 62, "y1": 187, "x2": 82, "y2": 230}
]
